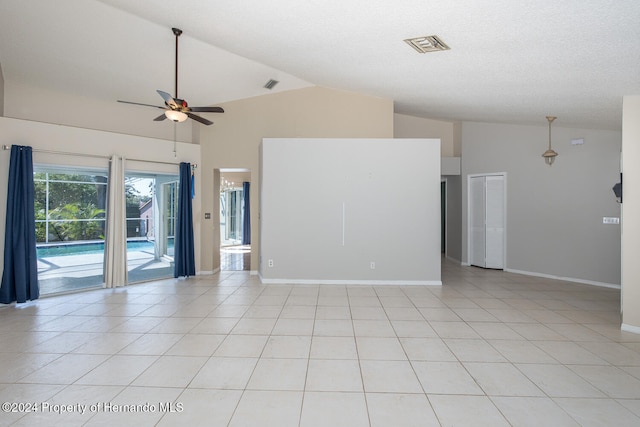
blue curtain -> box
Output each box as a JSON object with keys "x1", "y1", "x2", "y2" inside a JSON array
[
  {"x1": 242, "y1": 181, "x2": 251, "y2": 245},
  {"x1": 1, "y1": 146, "x2": 39, "y2": 303},
  {"x1": 174, "y1": 162, "x2": 195, "y2": 277}
]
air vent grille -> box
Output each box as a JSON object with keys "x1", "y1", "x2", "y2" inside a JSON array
[
  {"x1": 404, "y1": 35, "x2": 450, "y2": 53},
  {"x1": 264, "y1": 79, "x2": 279, "y2": 90}
]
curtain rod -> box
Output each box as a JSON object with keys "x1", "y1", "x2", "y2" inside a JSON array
[
  {"x1": 128, "y1": 157, "x2": 197, "y2": 168},
  {"x1": 2, "y1": 145, "x2": 197, "y2": 168},
  {"x1": 3, "y1": 144, "x2": 109, "y2": 160}
]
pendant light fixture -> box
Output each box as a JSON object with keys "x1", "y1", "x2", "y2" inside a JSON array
[
  {"x1": 542, "y1": 116, "x2": 558, "y2": 166},
  {"x1": 165, "y1": 109, "x2": 188, "y2": 122}
]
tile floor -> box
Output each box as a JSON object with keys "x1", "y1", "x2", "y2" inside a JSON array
[
  {"x1": 220, "y1": 245, "x2": 251, "y2": 271},
  {"x1": 1, "y1": 258, "x2": 640, "y2": 426}
]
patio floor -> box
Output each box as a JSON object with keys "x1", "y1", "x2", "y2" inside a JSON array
[{"x1": 37, "y1": 247, "x2": 173, "y2": 295}]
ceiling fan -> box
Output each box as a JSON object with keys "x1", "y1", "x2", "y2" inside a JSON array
[{"x1": 118, "y1": 27, "x2": 224, "y2": 126}]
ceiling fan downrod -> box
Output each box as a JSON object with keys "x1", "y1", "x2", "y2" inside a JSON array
[{"x1": 172, "y1": 27, "x2": 182, "y2": 99}]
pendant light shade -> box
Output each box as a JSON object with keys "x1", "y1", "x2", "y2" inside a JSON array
[
  {"x1": 165, "y1": 110, "x2": 188, "y2": 122},
  {"x1": 542, "y1": 116, "x2": 558, "y2": 166}
]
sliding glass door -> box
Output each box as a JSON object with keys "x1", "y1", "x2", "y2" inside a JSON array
[
  {"x1": 34, "y1": 168, "x2": 108, "y2": 295},
  {"x1": 220, "y1": 188, "x2": 244, "y2": 245},
  {"x1": 125, "y1": 173, "x2": 179, "y2": 283},
  {"x1": 34, "y1": 167, "x2": 180, "y2": 293}
]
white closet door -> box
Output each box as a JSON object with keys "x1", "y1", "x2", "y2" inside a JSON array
[
  {"x1": 485, "y1": 175, "x2": 505, "y2": 269},
  {"x1": 469, "y1": 176, "x2": 486, "y2": 268}
]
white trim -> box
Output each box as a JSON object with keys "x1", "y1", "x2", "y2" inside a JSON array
[
  {"x1": 220, "y1": 168, "x2": 251, "y2": 173},
  {"x1": 505, "y1": 268, "x2": 620, "y2": 289},
  {"x1": 258, "y1": 276, "x2": 441, "y2": 286},
  {"x1": 197, "y1": 270, "x2": 215, "y2": 275},
  {"x1": 621, "y1": 323, "x2": 640, "y2": 335},
  {"x1": 441, "y1": 178, "x2": 447, "y2": 256},
  {"x1": 250, "y1": 270, "x2": 259, "y2": 275}
]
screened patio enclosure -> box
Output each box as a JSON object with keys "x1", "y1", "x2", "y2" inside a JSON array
[{"x1": 35, "y1": 168, "x2": 179, "y2": 294}]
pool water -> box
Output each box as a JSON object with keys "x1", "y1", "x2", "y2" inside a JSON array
[{"x1": 37, "y1": 240, "x2": 163, "y2": 257}]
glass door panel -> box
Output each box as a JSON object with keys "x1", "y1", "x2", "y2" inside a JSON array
[
  {"x1": 125, "y1": 173, "x2": 178, "y2": 283},
  {"x1": 220, "y1": 188, "x2": 243, "y2": 245},
  {"x1": 34, "y1": 169, "x2": 108, "y2": 295}
]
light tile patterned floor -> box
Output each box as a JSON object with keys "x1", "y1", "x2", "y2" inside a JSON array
[{"x1": 1, "y1": 258, "x2": 640, "y2": 426}]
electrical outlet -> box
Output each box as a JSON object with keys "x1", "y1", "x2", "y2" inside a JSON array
[
  {"x1": 268, "y1": 259, "x2": 274, "y2": 267},
  {"x1": 370, "y1": 262, "x2": 376, "y2": 270}
]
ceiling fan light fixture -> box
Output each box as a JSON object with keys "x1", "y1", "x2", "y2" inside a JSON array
[
  {"x1": 165, "y1": 110, "x2": 188, "y2": 122},
  {"x1": 117, "y1": 27, "x2": 224, "y2": 126}
]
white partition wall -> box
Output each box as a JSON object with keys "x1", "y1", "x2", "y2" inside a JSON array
[
  {"x1": 260, "y1": 138, "x2": 441, "y2": 285},
  {"x1": 622, "y1": 95, "x2": 640, "y2": 333}
]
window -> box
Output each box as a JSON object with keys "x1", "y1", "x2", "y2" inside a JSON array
[{"x1": 34, "y1": 169, "x2": 108, "y2": 294}]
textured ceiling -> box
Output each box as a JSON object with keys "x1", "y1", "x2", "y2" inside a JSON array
[{"x1": 1, "y1": 0, "x2": 639, "y2": 130}]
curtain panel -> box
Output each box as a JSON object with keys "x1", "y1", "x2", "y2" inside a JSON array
[
  {"x1": 242, "y1": 181, "x2": 251, "y2": 245},
  {"x1": 0, "y1": 145, "x2": 39, "y2": 303},
  {"x1": 174, "y1": 162, "x2": 195, "y2": 277},
  {"x1": 104, "y1": 155, "x2": 127, "y2": 288}
]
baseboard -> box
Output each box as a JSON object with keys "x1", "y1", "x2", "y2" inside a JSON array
[
  {"x1": 504, "y1": 268, "x2": 620, "y2": 289},
  {"x1": 258, "y1": 277, "x2": 442, "y2": 286},
  {"x1": 621, "y1": 323, "x2": 640, "y2": 335},
  {"x1": 250, "y1": 270, "x2": 259, "y2": 276},
  {"x1": 197, "y1": 270, "x2": 215, "y2": 276}
]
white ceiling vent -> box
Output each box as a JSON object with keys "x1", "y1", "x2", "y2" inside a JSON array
[{"x1": 404, "y1": 35, "x2": 450, "y2": 53}]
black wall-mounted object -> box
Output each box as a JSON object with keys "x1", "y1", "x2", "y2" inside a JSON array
[{"x1": 613, "y1": 172, "x2": 622, "y2": 203}]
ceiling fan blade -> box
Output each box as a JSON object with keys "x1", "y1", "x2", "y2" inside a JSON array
[
  {"x1": 157, "y1": 90, "x2": 178, "y2": 108},
  {"x1": 117, "y1": 100, "x2": 165, "y2": 109},
  {"x1": 153, "y1": 113, "x2": 167, "y2": 122},
  {"x1": 188, "y1": 106, "x2": 225, "y2": 113},
  {"x1": 186, "y1": 112, "x2": 213, "y2": 126}
]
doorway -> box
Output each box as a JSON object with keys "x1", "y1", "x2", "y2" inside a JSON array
[
  {"x1": 219, "y1": 170, "x2": 251, "y2": 271},
  {"x1": 125, "y1": 172, "x2": 179, "y2": 282}
]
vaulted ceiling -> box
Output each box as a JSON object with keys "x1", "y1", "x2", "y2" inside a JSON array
[{"x1": 1, "y1": 0, "x2": 639, "y2": 130}]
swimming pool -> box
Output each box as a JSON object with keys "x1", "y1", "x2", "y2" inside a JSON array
[{"x1": 36, "y1": 240, "x2": 170, "y2": 257}]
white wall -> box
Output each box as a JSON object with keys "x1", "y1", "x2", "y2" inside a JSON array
[
  {"x1": 200, "y1": 86, "x2": 394, "y2": 273},
  {"x1": 622, "y1": 95, "x2": 640, "y2": 331},
  {"x1": 260, "y1": 138, "x2": 441, "y2": 284},
  {"x1": 462, "y1": 121, "x2": 621, "y2": 286},
  {"x1": 0, "y1": 117, "x2": 201, "y2": 278},
  {"x1": 4, "y1": 81, "x2": 196, "y2": 143},
  {"x1": 0, "y1": 63, "x2": 4, "y2": 116},
  {"x1": 394, "y1": 113, "x2": 463, "y2": 263},
  {"x1": 394, "y1": 113, "x2": 458, "y2": 156}
]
